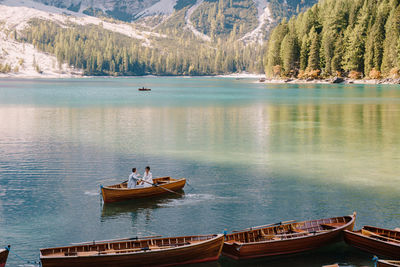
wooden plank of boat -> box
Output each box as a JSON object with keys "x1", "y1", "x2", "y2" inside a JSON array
[
  {"x1": 101, "y1": 177, "x2": 186, "y2": 203},
  {"x1": 343, "y1": 226, "x2": 400, "y2": 259},
  {"x1": 222, "y1": 212, "x2": 356, "y2": 260},
  {"x1": 40, "y1": 234, "x2": 224, "y2": 267},
  {"x1": 378, "y1": 260, "x2": 400, "y2": 267},
  {"x1": 0, "y1": 246, "x2": 10, "y2": 267}
]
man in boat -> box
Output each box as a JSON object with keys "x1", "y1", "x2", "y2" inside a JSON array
[
  {"x1": 128, "y1": 168, "x2": 141, "y2": 188},
  {"x1": 140, "y1": 166, "x2": 153, "y2": 187}
]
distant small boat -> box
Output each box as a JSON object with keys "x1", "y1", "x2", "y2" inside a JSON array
[
  {"x1": 378, "y1": 260, "x2": 400, "y2": 267},
  {"x1": 40, "y1": 234, "x2": 224, "y2": 267},
  {"x1": 138, "y1": 87, "x2": 151, "y2": 91},
  {"x1": 259, "y1": 77, "x2": 266, "y2": 82},
  {"x1": 343, "y1": 226, "x2": 400, "y2": 259},
  {"x1": 0, "y1": 246, "x2": 10, "y2": 267},
  {"x1": 223, "y1": 212, "x2": 356, "y2": 260},
  {"x1": 101, "y1": 177, "x2": 186, "y2": 203}
]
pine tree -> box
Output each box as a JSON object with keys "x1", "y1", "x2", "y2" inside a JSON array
[
  {"x1": 299, "y1": 35, "x2": 309, "y2": 71},
  {"x1": 307, "y1": 26, "x2": 320, "y2": 70},
  {"x1": 381, "y1": 5, "x2": 400, "y2": 73},
  {"x1": 280, "y1": 33, "x2": 299, "y2": 76},
  {"x1": 265, "y1": 21, "x2": 288, "y2": 77}
]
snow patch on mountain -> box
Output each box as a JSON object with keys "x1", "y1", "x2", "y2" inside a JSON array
[
  {"x1": 241, "y1": 0, "x2": 274, "y2": 44},
  {"x1": 0, "y1": 31, "x2": 82, "y2": 78},
  {"x1": 185, "y1": 0, "x2": 211, "y2": 42},
  {"x1": 0, "y1": 0, "x2": 163, "y2": 46},
  {"x1": 135, "y1": 0, "x2": 177, "y2": 18}
]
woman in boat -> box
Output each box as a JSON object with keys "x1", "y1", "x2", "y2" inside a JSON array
[
  {"x1": 128, "y1": 168, "x2": 141, "y2": 188},
  {"x1": 140, "y1": 166, "x2": 153, "y2": 187}
]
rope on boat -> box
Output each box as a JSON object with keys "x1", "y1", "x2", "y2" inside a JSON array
[{"x1": 5, "y1": 246, "x2": 41, "y2": 266}]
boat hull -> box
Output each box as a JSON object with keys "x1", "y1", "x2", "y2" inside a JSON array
[
  {"x1": 343, "y1": 229, "x2": 400, "y2": 259},
  {"x1": 41, "y1": 235, "x2": 223, "y2": 267},
  {"x1": 223, "y1": 214, "x2": 356, "y2": 260},
  {"x1": 378, "y1": 260, "x2": 400, "y2": 267},
  {"x1": 101, "y1": 177, "x2": 186, "y2": 203},
  {"x1": 0, "y1": 248, "x2": 9, "y2": 267}
]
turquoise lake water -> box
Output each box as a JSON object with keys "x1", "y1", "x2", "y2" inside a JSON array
[{"x1": 0, "y1": 77, "x2": 399, "y2": 266}]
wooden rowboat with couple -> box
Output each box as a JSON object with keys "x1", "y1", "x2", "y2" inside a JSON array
[
  {"x1": 40, "y1": 234, "x2": 224, "y2": 267},
  {"x1": 223, "y1": 212, "x2": 356, "y2": 260},
  {"x1": 101, "y1": 177, "x2": 186, "y2": 203}
]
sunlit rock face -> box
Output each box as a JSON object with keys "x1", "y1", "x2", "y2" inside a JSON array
[
  {"x1": 34, "y1": 0, "x2": 161, "y2": 21},
  {"x1": 32, "y1": 0, "x2": 317, "y2": 22}
]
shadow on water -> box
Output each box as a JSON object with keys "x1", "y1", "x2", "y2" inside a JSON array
[
  {"x1": 219, "y1": 243, "x2": 374, "y2": 267},
  {"x1": 101, "y1": 193, "x2": 184, "y2": 220}
]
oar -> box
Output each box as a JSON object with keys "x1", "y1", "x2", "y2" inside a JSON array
[
  {"x1": 140, "y1": 180, "x2": 184, "y2": 197},
  {"x1": 71, "y1": 235, "x2": 162, "y2": 245},
  {"x1": 232, "y1": 220, "x2": 296, "y2": 233}
]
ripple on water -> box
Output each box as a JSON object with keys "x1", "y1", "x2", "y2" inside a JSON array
[{"x1": 158, "y1": 193, "x2": 237, "y2": 207}]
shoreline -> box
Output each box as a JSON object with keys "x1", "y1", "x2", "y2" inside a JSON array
[
  {"x1": 1, "y1": 73, "x2": 400, "y2": 84},
  {"x1": 0, "y1": 72, "x2": 265, "y2": 79},
  {"x1": 260, "y1": 77, "x2": 400, "y2": 85}
]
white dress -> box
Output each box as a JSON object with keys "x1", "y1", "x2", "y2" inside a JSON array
[
  {"x1": 141, "y1": 171, "x2": 153, "y2": 187},
  {"x1": 128, "y1": 173, "x2": 140, "y2": 188}
]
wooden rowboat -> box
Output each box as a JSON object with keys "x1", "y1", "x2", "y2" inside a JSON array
[
  {"x1": 40, "y1": 234, "x2": 224, "y2": 267},
  {"x1": 0, "y1": 246, "x2": 9, "y2": 267},
  {"x1": 223, "y1": 212, "x2": 356, "y2": 260},
  {"x1": 101, "y1": 177, "x2": 186, "y2": 203},
  {"x1": 378, "y1": 260, "x2": 400, "y2": 267},
  {"x1": 343, "y1": 226, "x2": 400, "y2": 259}
]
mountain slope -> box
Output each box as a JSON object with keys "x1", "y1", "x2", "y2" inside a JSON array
[{"x1": 0, "y1": 0, "x2": 317, "y2": 77}]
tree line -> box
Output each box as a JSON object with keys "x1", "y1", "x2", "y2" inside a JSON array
[
  {"x1": 18, "y1": 19, "x2": 265, "y2": 76},
  {"x1": 264, "y1": 0, "x2": 400, "y2": 79}
]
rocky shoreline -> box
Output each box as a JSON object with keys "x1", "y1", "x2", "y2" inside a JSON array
[{"x1": 260, "y1": 77, "x2": 400, "y2": 85}]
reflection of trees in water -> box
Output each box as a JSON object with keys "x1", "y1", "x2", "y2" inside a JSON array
[{"x1": 101, "y1": 194, "x2": 184, "y2": 224}]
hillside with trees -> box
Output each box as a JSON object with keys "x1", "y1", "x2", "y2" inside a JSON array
[
  {"x1": 264, "y1": 0, "x2": 400, "y2": 80},
  {"x1": 19, "y1": 19, "x2": 265, "y2": 76}
]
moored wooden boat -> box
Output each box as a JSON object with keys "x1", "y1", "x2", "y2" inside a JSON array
[
  {"x1": 40, "y1": 234, "x2": 224, "y2": 267},
  {"x1": 378, "y1": 260, "x2": 400, "y2": 267},
  {"x1": 343, "y1": 226, "x2": 400, "y2": 259},
  {"x1": 0, "y1": 246, "x2": 10, "y2": 267},
  {"x1": 101, "y1": 177, "x2": 186, "y2": 203},
  {"x1": 223, "y1": 212, "x2": 356, "y2": 260}
]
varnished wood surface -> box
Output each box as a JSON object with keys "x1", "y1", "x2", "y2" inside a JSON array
[
  {"x1": 101, "y1": 177, "x2": 186, "y2": 203},
  {"x1": 378, "y1": 260, "x2": 400, "y2": 267},
  {"x1": 40, "y1": 234, "x2": 224, "y2": 267},
  {"x1": 343, "y1": 226, "x2": 400, "y2": 259},
  {"x1": 0, "y1": 248, "x2": 9, "y2": 267},
  {"x1": 222, "y1": 213, "x2": 356, "y2": 260}
]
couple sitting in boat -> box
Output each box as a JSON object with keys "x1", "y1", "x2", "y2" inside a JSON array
[{"x1": 127, "y1": 166, "x2": 153, "y2": 188}]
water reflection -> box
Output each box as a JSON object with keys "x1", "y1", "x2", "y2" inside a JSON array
[
  {"x1": 101, "y1": 194, "x2": 184, "y2": 221},
  {"x1": 220, "y1": 243, "x2": 372, "y2": 267}
]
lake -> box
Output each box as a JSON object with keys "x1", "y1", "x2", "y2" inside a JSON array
[{"x1": 0, "y1": 77, "x2": 399, "y2": 266}]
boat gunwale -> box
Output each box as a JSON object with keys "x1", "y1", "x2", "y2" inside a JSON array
[
  {"x1": 40, "y1": 234, "x2": 223, "y2": 260},
  {"x1": 225, "y1": 213, "x2": 356, "y2": 246},
  {"x1": 344, "y1": 227, "x2": 400, "y2": 248},
  {"x1": 102, "y1": 177, "x2": 186, "y2": 191}
]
